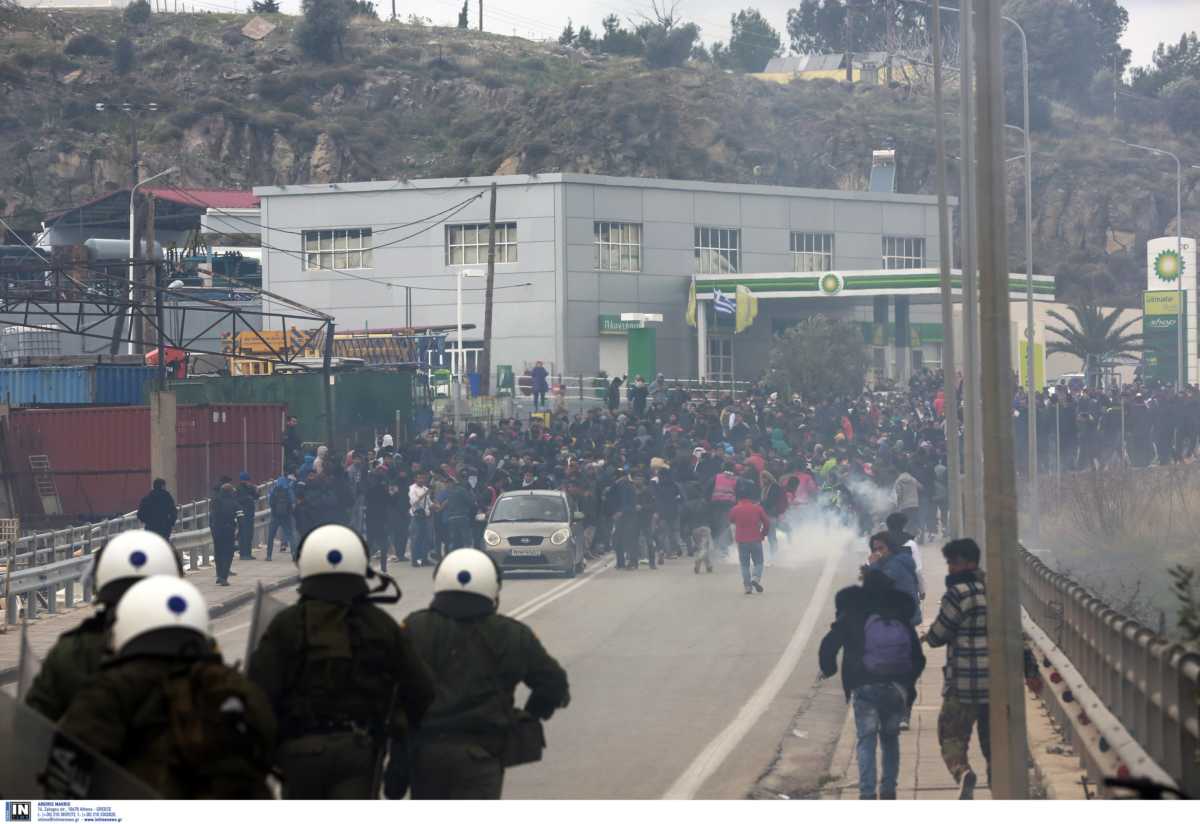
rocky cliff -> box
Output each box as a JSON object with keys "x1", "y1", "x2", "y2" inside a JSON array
[{"x1": 2, "y1": 5, "x2": 1198, "y2": 303}]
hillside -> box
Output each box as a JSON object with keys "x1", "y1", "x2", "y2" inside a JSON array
[{"x1": 2, "y1": 6, "x2": 1199, "y2": 303}]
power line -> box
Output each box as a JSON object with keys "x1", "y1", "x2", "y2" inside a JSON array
[{"x1": 161, "y1": 184, "x2": 485, "y2": 237}]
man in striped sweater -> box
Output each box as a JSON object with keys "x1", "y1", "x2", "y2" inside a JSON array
[{"x1": 925, "y1": 538, "x2": 991, "y2": 800}]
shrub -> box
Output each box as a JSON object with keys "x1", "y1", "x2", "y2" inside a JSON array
[
  {"x1": 0, "y1": 61, "x2": 23, "y2": 85},
  {"x1": 123, "y1": 0, "x2": 152, "y2": 25},
  {"x1": 221, "y1": 28, "x2": 243, "y2": 47},
  {"x1": 166, "y1": 35, "x2": 197, "y2": 55},
  {"x1": 63, "y1": 34, "x2": 111, "y2": 57}
]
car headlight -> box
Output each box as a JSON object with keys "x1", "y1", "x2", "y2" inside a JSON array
[
  {"x1": 484, "y1": 529, "x2": 501, "y2": 547},
  {"x1": 549, "y1": 528, "x2": 570, "y2": 546}
]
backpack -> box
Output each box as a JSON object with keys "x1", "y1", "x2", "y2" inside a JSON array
[
  {"x1": 269, "y1": 483, "x2": 292, "y2": 516},
  {"x1": 862, "y1": 614, "x2": 913, "y2": 677},
  {"x1": 162, "y1": 660, "x2": 271, "y2": 798}
]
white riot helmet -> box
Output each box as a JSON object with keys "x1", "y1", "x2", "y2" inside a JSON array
[
  {"x1": 110, "y1": 576, "x2": 210, "y2": 653},
  {"x1": 433, "y1": 548, "x2": 501, "y2": 605},
  {"x1": 93, "y1": 530, "x2": 183, "y2": 596},
  {"x1": 296, "y1": 524, "x2": 369, "y2": 580}
]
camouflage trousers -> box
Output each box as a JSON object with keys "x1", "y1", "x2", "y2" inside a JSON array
[{"x1": 937, "y1": 696, "x2": 991, "y2": 783}]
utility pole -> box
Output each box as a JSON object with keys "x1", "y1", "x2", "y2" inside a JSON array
[
  {"x1": 959, "y1": 0, "x2": 983, "y2": 543},
  {"x1": 479, "y1": 182, "x2": 498, "y2": 395},
  {"x1": 140, "y1": 193, "x2": 157, "y2": 352},
  {"x1": 478, "y1": 0, "x2": 483, "y2": 31},
  {"x1": 322, "y1": 321, "x2": 336, "y2": 449},
  {"x1": 932, "y1": 0, "x2": 961, "y2": 539},
  {"x1": 975, "y1": 0, "x2": 1028, "y2": 799}
]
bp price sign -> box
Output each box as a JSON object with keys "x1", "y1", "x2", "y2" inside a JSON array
[{"x1": 1143, "y1": 290, "x2": 1187, "y2": 383}]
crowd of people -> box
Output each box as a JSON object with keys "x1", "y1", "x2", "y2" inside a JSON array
[{"x1": 250, "y1": 370, "x2": 963, "y2": 588}]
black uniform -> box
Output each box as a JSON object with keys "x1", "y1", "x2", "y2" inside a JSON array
[
  {"x1": 58, "y1": 631, "x2": 276, "y2": 799},
  {"x1": 404, "y1": 591, "x2": 569, "y2": 800},
  {"x1": 247, "y1": 575, "x2": 436, "y2": 799}
]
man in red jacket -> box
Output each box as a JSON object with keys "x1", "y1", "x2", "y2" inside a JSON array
[{"x1": 729, "y1": 489, "x2": 771, "y2": 595}]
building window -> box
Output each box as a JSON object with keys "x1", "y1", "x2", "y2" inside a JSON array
[
  {"x1": 707, "y1": 336, "x2": 733, "y2": 383},
  {"x1": 882, "y1": 236, "x2": 926, "y2": 269},
  {"x1": 791, "y1": 231, "x2": 834, "y2": 272},
  {"x1": 302, "y1": 228, "x2": 373, "y2": 271},
  {"x1": 446, "y1": 222, "x2": 518, "y2": 266},
  {"x1": 694, "y1": 226, "x2": 740, "y2": 274},
  {"x1": 594, "y1": 222, "x2": 642, "y2": 271}
]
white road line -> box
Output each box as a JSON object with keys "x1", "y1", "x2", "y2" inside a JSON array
[
  {"x1": 661, "y1": 546, "x2": 843, "y2": 800},
  {"x1": 212, "y1": 559, "x2": 613, "y2": 638},
  {"x1": 214, "y1": 621, "x2": 251, "y2": 637},
  {"x1": 506, "y1": 559, "x2": 613, "y2": 621}
]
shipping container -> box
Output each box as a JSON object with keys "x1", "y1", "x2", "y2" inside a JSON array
[
  {"x1": 164, "y1": 369, "x2": 424, "y2": 449},
  {"x1": 0, "y1": 365, "x2": 155, "y2": 406},
  {"x1": 0, "y1": 403, "x2": 285, "y2": 521}
]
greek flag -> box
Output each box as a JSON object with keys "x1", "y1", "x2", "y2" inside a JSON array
[{"x1": 712, "y1": 289, "x2": 736, "y2": 316}]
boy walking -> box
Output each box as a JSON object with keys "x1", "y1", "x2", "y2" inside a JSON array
[
  {"x1": 819, "y1": 569, "x2": 925, "y2": 800},
  {"x1": 728, "y1": 489, "x2": 770, "y2": 594},
  {"x1": 925, "y1": 538, "x2": 991, "y2": 799}
]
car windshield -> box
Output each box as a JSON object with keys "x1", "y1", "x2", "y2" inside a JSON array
[{"x1": 490, "y1": 495, "x2": 568, "y2": 523}]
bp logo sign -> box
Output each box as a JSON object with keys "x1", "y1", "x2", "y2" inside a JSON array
[
  {"x1": 819, "y1": 272, "x2": 844, "y2": 295},
  {"x1": 1154, "y1": 249, "x2": 1184, "y2": 283}
]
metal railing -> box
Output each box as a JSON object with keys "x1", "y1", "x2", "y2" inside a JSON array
[
  {"x1": 0, "y1": 484, "x2": 270, "y2": 624},
  {"x1": 1020, "y1": 546, "x2": 1200, "y2": 796}
]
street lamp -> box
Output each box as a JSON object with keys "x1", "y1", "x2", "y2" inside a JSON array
[
  {"x1": 127, "y1": 167, "x2": 177, "y2": 356},
  {"x1": 1117, "y1": 140, "x2": 1184, "y2": 388},
  {"x1": 454, "y1": 269, "x2": 484, "y2": 429}
]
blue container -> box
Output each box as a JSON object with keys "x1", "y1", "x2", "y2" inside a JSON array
[
  {"x1": 0, "y1": 365, "x2": 155, "y2": 406},
  {"x1": 467, "y1": 372, "x2": 481, "y2": 397}
]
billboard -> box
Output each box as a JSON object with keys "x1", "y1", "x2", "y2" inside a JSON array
[
  {"x1": 1146, "y1": 237, "x2": 1197, "y2": 384},
  {"x1": 1143, "y1": 290, "x2": 1187, "y2": 383}
]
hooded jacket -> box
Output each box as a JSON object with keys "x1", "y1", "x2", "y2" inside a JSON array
[
  {"x1": 871, "y1": 547, "x2": 922, "y2": 625},
  {"x1": 818, "y1": 576, "x2": 925, "y2": 705}
]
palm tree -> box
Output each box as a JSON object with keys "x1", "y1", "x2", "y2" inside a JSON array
[{"x1": 1045, "y1": 304, "x2": 1143, "y2": 388}]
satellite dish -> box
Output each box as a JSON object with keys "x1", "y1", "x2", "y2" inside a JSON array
[{"x1": 168, "y1": 279, "x2": 184, "y2": 288}]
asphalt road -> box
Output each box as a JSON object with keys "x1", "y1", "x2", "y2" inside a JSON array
[{"x1": 209, "y1": 522, "x2": 862, "y2": 800}]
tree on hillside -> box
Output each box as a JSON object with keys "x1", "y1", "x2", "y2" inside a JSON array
[
  {"x1": 294, "y1": 0, "x2": 347, "y2": 62},
  {"x1": 457, "y1": 1, "x2": 469, "y2": 29},
  {"x1": 577, "y1": 25, "x2": 595, "y2": 50},
  {"x1": 635, "y1": 0, "x2": 699, "y2": 69},
  {"x1": 785, "y1": 0, "x2": 928, "y2": 55},
  {"x1": 123, "y1": 0, "x2": 151, "y2": 24},
  {"x1": 1131, "y1": 32, "x2": 1200, "y2": 97},
  {"x1": 1045, "y1": 304, "x2": 1143, "y2": 387},
  {"x1": 598, "y1": 14, "x2": 643, "y2": 56},
  {"x1": 768, "y1": 315, "x2": 868, "y2": 404},
  {"x1": 1002, "y1": 0, "x2": 1128, "y2": 102},
  {"x1": 251, "y1": 0, "x2": 281, "y2": 12},
  {"x1": 347, "y1": 0, "x2": 377, "y2": 18},
  {"x1": 1163, "y1": 77, "x2": 1200, "y2": 133},
  {"x1": 728, "y1": 8, "x2": 780, "y2": 73},
  {"x1": 559, "y1": 19, "x2": 577, "y2": 46}
]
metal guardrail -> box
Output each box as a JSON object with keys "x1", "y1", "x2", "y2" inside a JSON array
[
  {"x1": 0, "y1": 484, "x2": 271, "y2": 624},
  {"x1": 1020, "y1": 546, "x2": 1200, "y2": 796}
]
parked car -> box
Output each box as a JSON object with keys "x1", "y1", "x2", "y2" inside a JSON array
[{"x1": 482, "y1": 489, "x2": 584, "y2": 577}]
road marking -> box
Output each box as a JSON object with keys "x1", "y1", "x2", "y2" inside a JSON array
[
  {"x1": 661, "y1": 546, "x2": 843, "y2": 800},
  {"x1": 506, "y1": 558, "x2": 613, "y2": 621},
  {"x1": 211, "y1": 558, "x2": 613, "y2": 637},
  {"x1": 214, "y1": 620, "x2": 251, "y2": 638}
]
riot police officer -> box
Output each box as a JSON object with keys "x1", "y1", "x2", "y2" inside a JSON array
[
  {"x1": 56, "y1": 576, "x2": 276, "y2": 799},
  {"x1": 247, "y1": 524, "x2": 435, "y2": 799},
  {"x1": 26, "y1": 529, "x2": 183, "y2": 722},
  {"x1": 404, "y1": 547, "x2": 570, "y2": 799}
]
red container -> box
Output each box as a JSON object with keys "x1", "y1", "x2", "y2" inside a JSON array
[{"x1": 2, "y1": 404, "x2": 285, "y2": 520}]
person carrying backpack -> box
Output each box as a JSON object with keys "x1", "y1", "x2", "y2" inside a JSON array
[
  {"x1": 247, "y1": 524, "x2": 435, "y2": 799},
  {"x1": 56, "y1": 576, "x2": 276, "y2": 799},
  {"x1": 266, "y1": 470, "x2": 296, "y2": 561},
  {"x1": 818, "y1": 566, "x2": 925, "y2": 800}
]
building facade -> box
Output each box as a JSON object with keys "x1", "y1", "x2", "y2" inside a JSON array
[{"x1": 257, "y1": 173, "x2": 1003, "y2": 383}]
